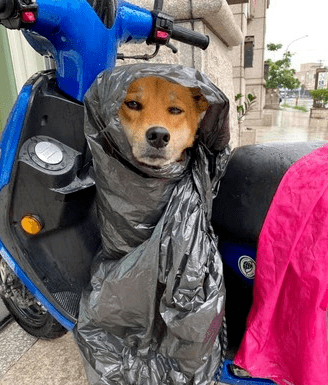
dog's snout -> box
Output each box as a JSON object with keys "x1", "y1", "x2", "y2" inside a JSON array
[{"x1": 146, "y1": 127, "x2": 170, "y2": 149}]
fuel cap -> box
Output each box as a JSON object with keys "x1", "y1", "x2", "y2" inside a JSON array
[{"x1": 34, "y1": 141, "x2": 63, "y2": 165}]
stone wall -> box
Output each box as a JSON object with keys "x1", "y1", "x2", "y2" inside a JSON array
[
  {"x1": 310, "y1": 108, "x2": 328, "y2": 120},
  {"x1": 309, "y1": 108, "x2": 328, "y2": 129},
  {"x1": 264, "y1": 88, "x2": 280, "y2": 109}
]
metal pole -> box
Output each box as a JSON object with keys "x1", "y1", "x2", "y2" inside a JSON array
[
  {"x1": 284, "y1": 35, "x2": 308, "y2": 102},
  {"x1": 285, "y1": 35, "x2": 308, "y2": 53}
]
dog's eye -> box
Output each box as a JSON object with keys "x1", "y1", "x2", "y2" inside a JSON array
[
  {"x1": 125, "y1": 101, "x2": 142, "y2": 111},
  {"x1": 168, "y1": 107, "x2": 183, "y2": 115}
]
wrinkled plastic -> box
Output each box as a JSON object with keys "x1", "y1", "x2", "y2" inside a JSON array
[
  {"x1": 234, "y1": 143, "x2": 328, "y2": 385},
  {"x1": 74, "y1": 63, "x2": 231, "y2": 385}
]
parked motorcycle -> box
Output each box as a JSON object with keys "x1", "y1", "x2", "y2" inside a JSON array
[{"x1": 0, "y1": 0, "x2": 323, "y2": 383}]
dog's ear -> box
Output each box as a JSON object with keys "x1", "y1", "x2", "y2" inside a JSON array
[{"x1": 191, "y1": 90, "x2": 209, "y2": 113}]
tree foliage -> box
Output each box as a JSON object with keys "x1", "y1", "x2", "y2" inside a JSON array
[
  {"x1": 309, "y1": 89, "x2": 328, "y2": 108},
  {"x1": 266, "y1": 43, "x2": 283, "y2": 51},
  {"x1": 265, "y1": 43, "x2": 301, "y2": 90}
]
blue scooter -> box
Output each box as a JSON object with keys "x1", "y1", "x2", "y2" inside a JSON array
[{"x1": 0, "y1": 0, "x2": 323, "y2": 383}]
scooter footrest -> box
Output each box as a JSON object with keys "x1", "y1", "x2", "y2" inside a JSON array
[
  {"x1": 219, "y1": 360, "x2": 275, "y2": 384},
  {"x1": 52, "y1": 291, "x2": 80, "y2": 318}
]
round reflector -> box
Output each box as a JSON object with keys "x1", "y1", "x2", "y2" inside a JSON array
[{"x1": 21, "y1": 215, "x2": 43, "y2": 235}]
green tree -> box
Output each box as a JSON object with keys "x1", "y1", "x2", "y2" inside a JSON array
[
  {"x1": 309, "y1": 89, "x2": 328, "y2": 108},
  {"x1": 265, "y1": 43, "x2": 301, "y2": 90}
]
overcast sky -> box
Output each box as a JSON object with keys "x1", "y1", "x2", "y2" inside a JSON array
[{"x1": 265, "y1": 0, "x2": 328, "y2": 71}]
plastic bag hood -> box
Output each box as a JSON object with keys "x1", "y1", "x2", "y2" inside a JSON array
[
  {"x1": 84, "y1": 63, "x2": 230, "y2": 178},
  {"x1": 75, "y1": 64, "x2": 231, "y2": 385}
]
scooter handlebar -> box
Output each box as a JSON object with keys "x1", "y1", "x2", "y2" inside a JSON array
[
  {"x1": 0, "y1": 0, "x2": 14, "y2": 20},
  {"x1": 171, "y1": 24, "x2": 209, "y2": 51},
  {"x1": 0, "y1": 0, "x2": 210, "y2": 101}
]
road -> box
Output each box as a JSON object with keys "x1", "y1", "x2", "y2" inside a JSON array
[{"x1": 256, "y1": 102, "x2": 328, "y2": 144}]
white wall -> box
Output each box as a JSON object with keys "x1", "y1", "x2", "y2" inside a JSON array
[{"x1": 7, "y1": 30, "x2": 46, "y2": 93}]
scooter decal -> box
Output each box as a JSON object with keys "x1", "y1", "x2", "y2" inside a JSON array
[
  {"x1": 220, "y1": 241, "x2": 256, "y2": 284},
  {"x1": 238, "y1": 256, "x2": 256, "y2": 279}
]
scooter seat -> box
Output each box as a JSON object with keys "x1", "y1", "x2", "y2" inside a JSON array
[{"x1": 212, "y1": 141, "x2": 326, "y2": 246}]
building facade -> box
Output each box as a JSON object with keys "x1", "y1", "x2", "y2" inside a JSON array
[
  {"x1": 295, "y1": 63, "x2": 325, "y2": 91},
  {"x1": 229, "y1": 0, "x2": 271, "y2": 129}
]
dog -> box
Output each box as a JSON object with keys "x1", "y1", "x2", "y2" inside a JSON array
[{"x1": 118, "y1": 76, "x2": 209, "y2": 167}]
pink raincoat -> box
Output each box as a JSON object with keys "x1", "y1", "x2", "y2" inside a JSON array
[{"x1": 234, "y1": 143, "x2": 328, "y2": 385}]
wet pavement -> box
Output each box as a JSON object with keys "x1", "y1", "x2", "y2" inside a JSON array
[
  {"x1": 0, "y1": 319, "x2": 222, "y2": 385},
  {"x1": 0, "y1": 102, "x2": 327, "y2": 385},
  {"x1": 256, "y1": 102, "x2": 328, "y2": 144},
  {"x1": 0, "y1": 321, "x2": 88, "y2": 385},
  {"x1": 0, "y1": 300, "x2": 9, "y2": 325}
]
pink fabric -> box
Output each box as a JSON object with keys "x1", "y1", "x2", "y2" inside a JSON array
[{"x1": 234, "y1": 144, "x2": 328, "y2": 385}]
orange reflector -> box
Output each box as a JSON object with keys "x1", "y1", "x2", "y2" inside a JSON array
[{"x1": 21, "y1": 215, "x2": 43, "y2": 235}]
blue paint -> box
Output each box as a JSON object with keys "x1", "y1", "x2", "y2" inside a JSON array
[
  {"x1": 0, "y1": 85, "x2": 32, "y2": 189},
  {"x1": 26, "y1": 0, "x2": 153, "y2": 101},
  {"x1": 0, "y1": 84, "x2": 74, "y2": 330},
  {"x1": 220, "y1": 241, "x2": 257, "y2": 285},
  {"x1": 218, "y1": 360, "x2": 275, "y2": 384}
]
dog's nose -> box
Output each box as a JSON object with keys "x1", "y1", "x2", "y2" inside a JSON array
[{"x1": 146, "y1": 127, "x2": 170, "y2": 149}]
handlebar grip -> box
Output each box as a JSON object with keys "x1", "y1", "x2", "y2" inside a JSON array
[
  {"x1": 0, "y1": 0, "x2": 14, "y2": 19},
  {"x1": 171, "y1": 25, "x2": 209, "y2": 50}
]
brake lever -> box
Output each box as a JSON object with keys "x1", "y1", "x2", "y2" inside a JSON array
[
  {"x1": 166, "y1": 42, "x2": 177, "y2": 54},
  {"x1": 0, "y1": 0, "x2": 37, "y2": 29}
]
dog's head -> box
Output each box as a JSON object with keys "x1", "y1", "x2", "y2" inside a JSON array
[{"x1": 118, "y1": 77, "x2": 209, "y2": 167}]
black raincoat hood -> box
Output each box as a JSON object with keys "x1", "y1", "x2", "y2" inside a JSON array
[{"x1": 75, "y1": 64, "x2": 231, "y2": 385}]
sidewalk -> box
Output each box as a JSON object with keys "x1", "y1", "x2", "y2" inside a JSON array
[
  {"x1": 256, "y1": 105, "x2": 328, "y2": 144},
  {"x1": 0, "y1": 320, "x2": 88, "y2": 385},
  {"x1": 0, "y1": 319, "x2": 227, "y2": 384}
]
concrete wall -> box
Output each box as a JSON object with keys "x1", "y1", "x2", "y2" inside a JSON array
[
  {"x1": 0, "y1": 28, "x2": 17, "y2": 132},
  {"x1": 310, "y1": 108, "x2": 328, "y2": 120},
  {"x1": 243, "y1": 0, "x2": 268, "y2": 126},
  {"x1": 6, "y1": 30, "x2": 46, "y2": 93},
  {"x1": 228, "y1": 3, "x2": 247, "y2": 143},
  {"x1": 229, "y1": 0, "x2": 270, "y2": 132},
  {"x1": 264, "y1": 88, "x2": 280, "y2": 110},
  {"x1": 229, "y1": 3, "x2": 247, "y2": 103}
]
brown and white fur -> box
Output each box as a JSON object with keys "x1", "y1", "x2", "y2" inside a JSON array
[{"x1": 118, "y1": 77, "x2": 208, "y2": 167}]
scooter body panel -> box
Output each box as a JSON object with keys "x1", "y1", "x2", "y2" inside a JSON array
[
  {"x1": 0, "y1": 72, "x2": 101, "y2": 329},
  {"x1": 26, "y1": 0, "x2": 153, "y2": 101},
  {"x1": 0, "y1": 84, "x2": 32, "y2": 188}
]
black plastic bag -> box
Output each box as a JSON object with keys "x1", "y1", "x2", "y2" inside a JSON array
[{"x1": 75, "y1": 63, "x2": 231, "y2": 385}]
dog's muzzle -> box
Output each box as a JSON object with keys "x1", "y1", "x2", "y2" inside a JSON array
[{"x1": 146, "y1": 126, "x2": 170, "y2": 149}]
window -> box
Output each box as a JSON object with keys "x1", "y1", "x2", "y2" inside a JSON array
[{"x1": 244, "y1": 36, "x2": 255, "y2": 68}]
